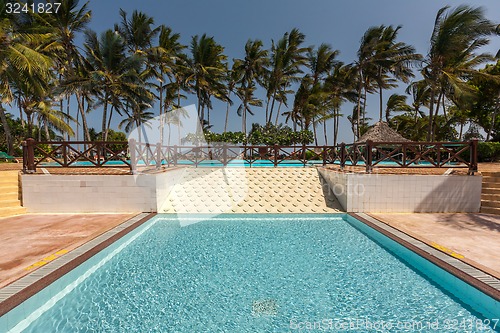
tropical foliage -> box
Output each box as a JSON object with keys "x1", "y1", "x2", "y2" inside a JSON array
[{"x1": 0, "y1": 1, "x2": 500, "y2": 158}]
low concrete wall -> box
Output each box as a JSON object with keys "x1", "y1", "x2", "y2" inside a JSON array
[
  {"x1": 22, "y1": 169, "x2": 185, "y2": 213},
  {"x1": 317, "y1": 167, "x2": 482, "y2": 213}
]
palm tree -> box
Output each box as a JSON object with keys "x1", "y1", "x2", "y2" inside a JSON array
[
  {"x1": 233, "y1": 39, "x2": 269, "y2": 135},
  {"x1": 0, "y1": 9, "x2": 54, "y2": 144},
  {"x1": 224, "y1": 65, "x2": 238, "y2": 132},
  {"x1": 324, "y1": 63, "x2": 357, "y2": 146},
  {"x1": 119, "y1": 104, "x2": 154, "y2": 134},
  {"x1": 353, "y1": 26, "x2": 382, "y2": 139},
  {"x1": 36, "y1": 0, "x2": 91, "y2": 140},
  {"x1": 304, "y1": 43, "x2": 339, "y2": 144},
  {"x1": 266, "y1": 28, "x2": 309, "y2": 125},
  {"x1": 423, "y1": 5, "x2": 496, "y2": 141},
  {"x1": 405, "y1": 80, "x2": 430, "y2": 127},
  {"x1": 371, "y1": 25, "x2": 421, "y2": 122},
  {"x1": 84, "y1": 29, "x2": 145, "y2": 141},
  {"x1": 385, "y1": 93, "x2": 412, "y2": 123},
  {"x1": 235, "y1": 84, "x2": 262, "y2": 135},
  {"x1": 186, "y1": 34, "x2": 228, "y2": 129}
]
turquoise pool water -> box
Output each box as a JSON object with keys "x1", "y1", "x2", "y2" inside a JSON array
[
  {"x1": 39, "y1": 159, "x2": 323, "y2": 167},
  {"x1": 5, "y1": 215, "x2": 500, "y2": 332}
]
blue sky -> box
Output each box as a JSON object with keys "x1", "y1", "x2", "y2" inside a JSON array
[{"x1": 14, "y1": 1, "x2": 500, "y2": 142}]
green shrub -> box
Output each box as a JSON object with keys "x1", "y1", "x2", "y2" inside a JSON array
[
  {"x1": 304, "y1": 150, "x2": 321, "y2": 160},
  {"x1": 477, "y1": 142, "x2": 500, "y2": 162}
]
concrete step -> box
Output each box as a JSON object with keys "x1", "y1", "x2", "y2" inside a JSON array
[
  {"x1": 482, "y1": 184, "x2": 500, "y2": 192},
  {"x1": 0, "y1": 199, "x2": 22, "y2": 208},
  {"x1": 480, "y1": 206, "x2": 500, "y2": 215},
  {"x1": 0, "y1": 206, "x2": 26, "y2": 218},
  {"x1": 482, "y1": 176, "x2": 500, "y2": 184},
  {"x1": 0, "y1": 177, "x2": 18, "y2": 185},
  {"x1": 482, "y1": 172, "x2": 500, "y2": 177},
  {"x1": 481, "y1": 200, "x2": 500, "y2": 208},
  {"x1": 481, "y1": 193, "x2": 500, "y2": 202},
  {"x1": 0, "y1": 191, "x2": 18, "y2": 201},
  {"x1": 0, "y1": 185, "x2": 19, "y2": 193},
  {"x1": 482, "y1": 188, "x2": 500, "y2": 195}
]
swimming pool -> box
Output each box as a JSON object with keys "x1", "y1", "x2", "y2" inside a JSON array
[{"x1": 3, "y1": 214, "x2": 499, "y2": 332}]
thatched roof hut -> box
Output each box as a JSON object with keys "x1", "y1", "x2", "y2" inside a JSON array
[{"x1": 356, "y1": 121, "x2": 410, "y2": 143}]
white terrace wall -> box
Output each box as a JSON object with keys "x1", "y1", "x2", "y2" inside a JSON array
[
  {"x1": 22, "y1": 167, "x2": 482, "y2": 214},
  {"x1": 317, "y1": 167, "x2": 481, "y2": 213},
  {"x1": 21, "y1": 168, "x2": 186, "y2": 213}
]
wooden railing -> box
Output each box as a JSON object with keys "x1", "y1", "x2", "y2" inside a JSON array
[
  {"x1": 22, "y1": 138, "x2": 129, "y2": 173},
  {"x1": 340, "y1": 140, "x2": 478, "y2": 174},
  {"x1": 22, "y1": 138, "x2": 478, "y2": 174}
]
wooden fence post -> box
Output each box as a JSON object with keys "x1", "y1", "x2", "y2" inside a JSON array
[
  {"x1": 470, "y1": 139, "x2": 478, "y2": 175},
  {"x1": 340, "y1": 142, "x2": 346, "y2": 170},
  {"x1": 23, "y1": 138, "x2": 36, "y2": 173},
  {"x1": 274, "y1": 144, "x2": 278, "y2": 167}
]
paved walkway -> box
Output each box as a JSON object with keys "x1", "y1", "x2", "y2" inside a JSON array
[
  {"x1": 370, "y1": 213, "x2": 500, "y2": 278},
  {"x1": 0, "y1": 213, "x2": 136, "y2": 288}
]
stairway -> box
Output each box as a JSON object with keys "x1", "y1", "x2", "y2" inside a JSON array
[
  {"x1": 0, "y1": 171, "x2": 27, "y2": 218},
  {"x1": 160, "y1": 167, "x2": 343, "y2": 214},
  {"x1": 481, "y1": 171, "x2": 500, "y2": 215}
]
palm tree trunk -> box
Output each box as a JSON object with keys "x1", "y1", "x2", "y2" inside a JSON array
[
  {"x1": 159, "y1": 80, "x2": 164, "y2": 146},
  {"x1": 60, "y1": 99, "x2": 66, "y2": 140},
  {"x1": 26, "y1": 109, "x2": 34, "y2": 139},
  {"x1": 105, "y1": 106, "x2": 114, "y2": 142},
  {"x1": 362, "y1": 87, "x2": 368, "y2": 127},
  {"x1": 427, "y1": 88, "x2": 435, "y2": 141},
  {"x1": 378, "y1": 68, "x2": 384, "y2": 122},
  {"x1": 76, "y1": 101, "x2": 80, "y2": 141},
  {"x1": 0, "y1": 105, "x2": 13, "y2": 155},
  {"x1": 441, "y1": 93, "x2": 448, "y2": 122},
  {"x1": 44, "y1": 120, "x2": 50, "y2": 141},
  {"x1": 268, "y1": 90, "x2": 277, "y2": 124},
  {"x1": 323, "y1": 119, "x2": 328, "y2": 145},
  {"x1": 379, "y1": 84, "x2": 384, "y2": 122},
  {"x1": 433, "y1": 91, "x2": 443, "y2": 141},
  {"x1": 18, "y1": 96, "x2": 25, "y2": 127},
  {"x1": 313, "y1": 118, "x2": 318, "y2": 146},
  {"x1": 334, "y1": 109, "x2": 339, "y2": 147},
  {"x1": 101, "y1": 91, "x2": 108, "y2": 141},
  {"x1": 274, "y1": 100, "x2": 283, "y2": 126},
  {"x1": 265, "y1": 96, "x2": 270, "y2": 125},
  {"x1": 224, "y1": 92, "x2": 231, "y2": 132},
  {"x1": 356, "y1": 76, "x2": 363, "y2": 139},
  {"x1": 77, "y1": 93, "x2": 90, "y2": 142},
  {"x1": 66, "y1": 96, "x2": 71, "y2": 140},
  {"x1": 242, "y1": 106, "x2": 246, "y2": 136},
  {"x1": 486, "y1": 98, "x2": 499, "y2": 141}
]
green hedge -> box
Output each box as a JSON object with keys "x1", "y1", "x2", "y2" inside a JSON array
[{"x1": 477, "y1": 142, "x2": 500, "y2": 162}]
